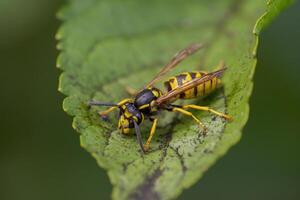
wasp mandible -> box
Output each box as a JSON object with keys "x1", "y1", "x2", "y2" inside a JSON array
[{"x1": 89, "y1": 44, "x2": 232, "y2": 153}]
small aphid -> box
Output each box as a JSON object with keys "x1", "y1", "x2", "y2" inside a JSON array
[{"x1": 89, "y1": 44, "x2": 232, "y2": 153}]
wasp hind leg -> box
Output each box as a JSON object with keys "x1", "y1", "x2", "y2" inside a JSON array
[
  {"x1": 172, "y1": 107, "x2": 207, "y2": 131},
  {"x1": 143, "y1": 118, "x2": 158, "y2": 151},
  {"x1": 180, "y1": 104, "x2": 232, "y2": 120}
]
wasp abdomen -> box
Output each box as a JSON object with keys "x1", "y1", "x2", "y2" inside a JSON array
[{"x1": 164, "y1": 71, "x2": 221, "y2": 99}]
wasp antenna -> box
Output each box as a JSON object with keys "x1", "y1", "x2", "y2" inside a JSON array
[
  {"x1": 87, "y1": 100, "x2": 118, "y2": 107},
  {"x1": 133, "y1": 120, "x2": 146, "y2": 153}
]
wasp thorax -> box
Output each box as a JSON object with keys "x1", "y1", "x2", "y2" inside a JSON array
[
  {"x1": 134, "y1": 88, "x2": 162, "y2": 114},
  {"x1": 118, "y1": 102, "x2": 144, "y2": 134}
]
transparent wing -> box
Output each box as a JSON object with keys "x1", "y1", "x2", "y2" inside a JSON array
[{"x1": 143, "y1": 43, "x2": 204, "y2": 89}]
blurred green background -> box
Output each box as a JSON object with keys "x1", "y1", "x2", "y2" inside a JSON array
[{"x1": 0, "y1": 1, "x2": 299, "y2": 200}]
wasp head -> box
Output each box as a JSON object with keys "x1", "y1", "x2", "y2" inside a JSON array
[{"x1": 118, "y1": 102, "x2": 144, "y2": 134}]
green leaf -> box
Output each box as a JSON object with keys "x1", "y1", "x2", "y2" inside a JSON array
[{"x1": 57, "y1": 0, "x2": 293, "y2": 199}]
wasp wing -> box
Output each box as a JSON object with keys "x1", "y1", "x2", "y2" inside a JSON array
[
  {"x1": 143, "y1": 43, "x2": 204, "y2": 89},
  {"x1": 155, "y1": 68, "x2": 226, "y2": 105}
]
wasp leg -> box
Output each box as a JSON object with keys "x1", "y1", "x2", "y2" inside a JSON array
[
  {"x1": 99, "y1": 98, "x2": 132, "y2": 117},
  {"x1": 180, "y1": 104, "x2": 232, "y2": 120},
  {"x1": 99, "y1": 106, "x2": 117, "y2": 117},
  {"x1": 143, "y1": 118, "x2": 158, "y2": 151},
  {"x1": 172, "y1": 107, "x2": 206, "y2": 130},
  {"x1": 125, "y1": 86, "x2": 138, "y2": 96}
]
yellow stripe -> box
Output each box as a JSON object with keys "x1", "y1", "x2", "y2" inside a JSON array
[
  {"x1": 195, "y1": 72, "x2": 204, "y2": 97},
  {"x1": 124, "y1": 110, "x2": 132, "y2": 118},
  {"x1": 211, "y1": 77, "x2": 216, "y2": 90},
  {"x1": 169, "y1": 77, "x2": 178, "y2": 90},
  {"x1": 139, "y1": 104, "x2": 149, "y2": 109},
  {"x1": 205, "y1": 79, "x2": 211, "y2": 94},
  {"x1": 152, "y1": 90, "x2": 160, "y2": 98},
  {"x1": 166, "y1": 71, "x2": 222, "y2": 99},
  {"x1": 217, "y1": 79, "x2": 221, "y2": 88},
  {"x1": 181, "y1": 72, "x2": 193, "y2": 98}
]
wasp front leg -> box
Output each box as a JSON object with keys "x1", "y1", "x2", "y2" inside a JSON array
[
  {"x1": 94, "y1": 98, "x2": 133, "y2": 118},
  {"x1": 143, "y1": 118, "x2": 158, "y2": 151},
  {"x1": 98, "y1": 107, "x2": 118, "y2": 118}
]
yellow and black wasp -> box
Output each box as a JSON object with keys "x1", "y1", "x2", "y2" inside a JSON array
[{"x1": 89, "y1": 44, "x2": 232, "y2": 153}]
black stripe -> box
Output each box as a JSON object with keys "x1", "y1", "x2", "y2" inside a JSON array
[
  {"x1": 180, "y1": 93, "x2": 185, "y2": 98},
  {"x1": 194, "y1": 86, "x2": 198, "y2": 97},
  {"x1": 176, "y1": 74, "x2": 187, "y2": 86},
  {"x1": 164, "y1": 81, "x2": 172, "y2": 92},
  {"x1": 189, "y1": 72, "x2": 197, "y2": 97},
  {"x1": 190, "y1": 72, "x2": 196, "y2": 79}
]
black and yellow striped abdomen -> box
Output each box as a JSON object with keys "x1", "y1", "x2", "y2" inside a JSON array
[{"x1": 164, "y1": 71, "x2": 221, "y2": 99}]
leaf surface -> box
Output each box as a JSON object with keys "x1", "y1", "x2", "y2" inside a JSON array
[{"x1": 57, "y1": 0, "x2": 293, "y2": 199}]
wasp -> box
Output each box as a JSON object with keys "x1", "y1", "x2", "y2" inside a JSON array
[{"x1": 89, "y1": 44, "x2": 232, "y2": 153}]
